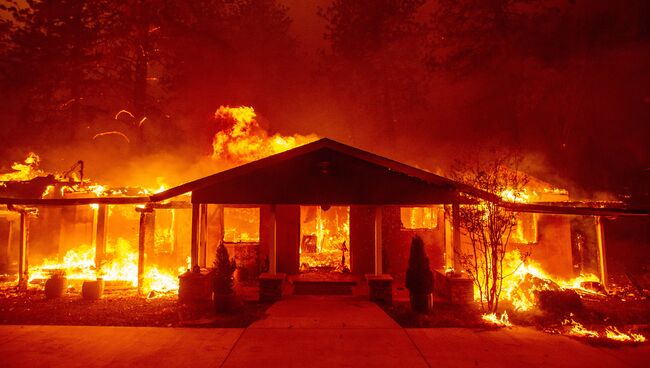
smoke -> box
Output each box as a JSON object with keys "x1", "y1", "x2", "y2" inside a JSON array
[{"x1": 1, "y1": 0, "x2": 648, "y2": 202}]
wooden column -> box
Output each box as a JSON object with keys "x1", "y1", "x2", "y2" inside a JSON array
[
  {"x1": 199, "y1": 204, "x2": 208, "y2": 267},
  {"x1": 190, "y1": 203, "x2": 200, "y2": 268},
  {"x1": 595, "y1": 216, "x2": 609, "y2": 291},
  {"x1": 374, "y1": 206, "x2": 383, "y2": 275},
  {"x1": 444, "y1": 205, "x2": 454, "y2": 270},
  {"x1": 18, "y1": 211, "x2": 28, "y2": 289},
  {"x1": 452, "y1": 201, "x2": 462, "y2": 272},
  {"x1": 94, "y1": 204, "x2": 108, "y2": 270},
  {"x1": 269, "y1": 204, "x2": 277, "y2": 274},
  {"x1": 137, "y1": 208, "x2": 154, "y2": 294},
  {"x1": 0, "y1": 219, "x2": 12, "y2": 274}
]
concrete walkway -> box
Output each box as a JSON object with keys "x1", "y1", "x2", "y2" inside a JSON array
[{"x1": 1, "y1": 296, "x2": 649, "y2": 367}]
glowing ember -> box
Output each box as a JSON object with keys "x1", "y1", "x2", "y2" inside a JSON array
[
  {"x1": 482, "y1": 311, "x2": 512, "y2": 327},
  {"x1": 212, "y1": 105, "x2": 317, "y2": 164}
]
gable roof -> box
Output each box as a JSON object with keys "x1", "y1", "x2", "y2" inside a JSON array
[{"x1": 152, "y1": 138, "x2": 499, "y2": 204}]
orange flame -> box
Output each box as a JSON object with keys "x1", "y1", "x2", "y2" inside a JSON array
[
  {"x1": 212, "y1": 106, "x2": 317, "y2": 164},
  {"x1": 0, "y1": 153, "x2": 43, "y2": 182},
  {"x1": 29, "y1": 238, "x2": 183, "y2": 295},
  {"x1": 561, "y1": 318, "x2": 646, "y2": 342},
  {"x1": 482, "y1": 311, "x2": 512, "y2": 327},
  {"x1": 497, "y1": 250, "x2": 602, "y2": 311}
]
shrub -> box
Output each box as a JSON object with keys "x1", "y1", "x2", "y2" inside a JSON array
[
  {"x1": 213, "y1": 241, "x2": 236, "y2": 295},
  {"x1": 405, "y1": 235, "x2": 433, "y2": 294}
]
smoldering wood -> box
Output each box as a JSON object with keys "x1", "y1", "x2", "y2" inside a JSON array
[{"x1": 537, "y1": 289, "x2": 583, "y2": 314}]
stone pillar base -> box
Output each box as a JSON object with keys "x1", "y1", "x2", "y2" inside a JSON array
[
  {"x1": 259, "y1": 273, "x2": 286, "y2": 302},
  {"x1": 433, "y1": 269, "x2": 474, "y2": 305},
  {"x1": 365, "y1": 274, "x2": 393, "y2": 304}
]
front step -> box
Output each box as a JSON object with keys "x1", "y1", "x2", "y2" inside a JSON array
[{"x1": 290, "y1": 274, "x2": 359, "y2": 295}]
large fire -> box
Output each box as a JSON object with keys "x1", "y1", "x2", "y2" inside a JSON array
[
  {"x1": 0, "y1": 153, "x2": 44, "y2": 182},
  {"x1": 472, "y1": 186, "x2": 647, "y2": 343},
  {"x1": 498, "y1": 250, "x2": 601, "y2": 312},
  {"x1": 212, "y1": 105, "x2": 317, "y2": 164},
  {"x1": 480, "y1": 253, "x2": 647, "y2": 344},
  {"x1": 27, "y1": 238, "x2": 185, "y2": 295},
  {"x1": 1, "y1": 105, "x2": 320, "y2": 296}
]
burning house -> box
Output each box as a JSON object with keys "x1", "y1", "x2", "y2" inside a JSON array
[
  {"x1": 0, "y1": 154, "x2": 191, "y2": 296},
  {"x1": 1, "y1": 126, "x2": 648, "y2": 315}
]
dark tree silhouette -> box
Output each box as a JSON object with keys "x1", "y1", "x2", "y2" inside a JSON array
[{"x1": 319, "y1": 0, "x2": 429, "y2": 144}]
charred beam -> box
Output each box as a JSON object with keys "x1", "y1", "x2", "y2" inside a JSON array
[
  {"x1": 0, "y1": 197, "x2": 150, "y2": 206},
  {"x1": 499, "y1": 202, "x2": 649, "y2": 217},
  {"x1": 143, "y1": 201, "x2": 192, "y2": 210},
  {"x1": 596, "y1": 216, "x2": 609, "y2": 291}
]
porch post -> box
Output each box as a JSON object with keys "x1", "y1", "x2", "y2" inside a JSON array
[
  {"x1": 199, "y1": 204, "x2": 208, "y2": 267},
  {"x1": 94, "y1": 204, "x2": 108, "y2": 270},
  {"x1": 595, "y1": 216, "x2": 609, "y2": 291},
  {"x1": 137, "y1": 207, "x2": 154, "y2": 294},
  {"x1": 269, "y1": 204, "x2": 277, "y2": 274},
  {"x1": 190, "y1": 203, "x2": 200, "y2": 268},
  {"x1": 374, "y1": 206, "x2": 382, "y2": 275},
  {"x1": 18, "y1": 211, "x2": 28, "y2": 288},
  {"x1": 452, "y1": 201, "x2": 462, "y2": 272},
  {"x1": 444, "y1": 205, "x2": 454, "y2": 269}
]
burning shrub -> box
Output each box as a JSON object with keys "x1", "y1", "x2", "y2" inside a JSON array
[{"x1": 405, "y1": 235, "x2": 433, "y2": 313}]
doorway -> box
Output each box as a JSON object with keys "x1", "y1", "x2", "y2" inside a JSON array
[{"x1": 299, "y1": 206, "x2": 350, "y2": 273}]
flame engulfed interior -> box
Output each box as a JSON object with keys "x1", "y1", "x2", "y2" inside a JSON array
[{"x1": 299, "y1": 206, "x2": 350, "y2": 272}]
